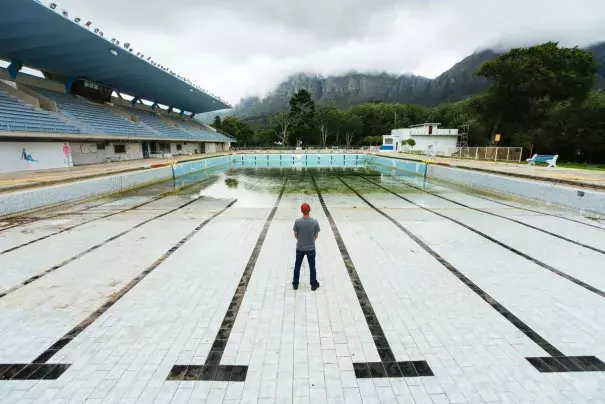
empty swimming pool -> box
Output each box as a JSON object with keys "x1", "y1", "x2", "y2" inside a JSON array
[{"x1": 0, "y1": 160, "x2": 604, "y2": 403}]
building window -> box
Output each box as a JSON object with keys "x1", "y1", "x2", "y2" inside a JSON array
[
  {"x1": 84, "y1": 81, "x2": 100, "y2": 90},
  {"x1": 96, "y1": 142, "x2": 105, "y2": 150},
  {"x1": 80, "y1": 143, "x2": 97, "y2": 154},
  {"x1": 384, "y1": 138, "x2": 393, "y2": 145},
  {"x1": 114, "y1": 144, "x2": 126, "y2": 154},
  {"x1": 176, "y1": 144, "x2": 182, "y2": 151}
]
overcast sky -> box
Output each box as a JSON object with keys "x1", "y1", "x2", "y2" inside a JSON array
[{"x1": 55, "y1": 0, "x2": 605, "y2": 105}]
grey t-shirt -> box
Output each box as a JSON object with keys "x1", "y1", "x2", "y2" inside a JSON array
[{"x1": 293, "y1": 217, "x2": 320, "y2": 251}]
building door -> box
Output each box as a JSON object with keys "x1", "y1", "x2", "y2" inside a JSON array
[
  {"x1": 428, "y1": 125, "x2": 433, "y2": 135},
  {"x1": 395, "y1": 142, "x2": 399, "y2": 151},
  {"x1": 142, "y1": 141, "x2": 150, "y2": 158}
]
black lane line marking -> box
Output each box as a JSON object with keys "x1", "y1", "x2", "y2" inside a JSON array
[
  {"x1": 0, "y1": 196, "x2": 207, "y2": 299},
  {"x1": 0, "y1": 196, "x2": 165, "y2": 255},
  {"x1": 310, "y1": 175, "x2": 432, "y2": 379},
  {"x1": 387, "y1": 176, "x2": 605, "y2": 255},
  {"x1": 423, "y1": 180, "x2": 605, "y2": 232},
  {"x1": 0, "y1": 172, "x2": 216, "y2": 255},
  {"x1": 360, "y1": 176, "x2": 605, "y2": 299},
  {"x1": 0, "y1": 363, "x2": 71, "y2": 381},
  {"x1": 0, "y1": 199, "x2": 237, "y2": 379},
  {"x1": 167, "y1": 176, "x2": 289, "y2": 382},
  {"x1": 0, "y1": 197, "x2": 121, "y2": 233},
  {"x1": 337, "y1": 176, "x2": 605, "y2": 373}
]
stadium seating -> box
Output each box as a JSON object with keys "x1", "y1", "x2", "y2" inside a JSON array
[
  {"x1": 177, "y1": 121, "x2": 216, "y2": 140},
  {"x1": 0, "y1": 89, "x2": 83, "y2": 133},
  {"x1": 29, "y1": 87, "x2": 156, "y2": 138},
  {"x1": 125, "y1": 108, "x2": 195, "y2": 140},
  {"x1": 176, "y1": 119, "x2": 235, "y2": 142},
  {"x1": 2, "y1": 86, "x2": 233, "y2": 144}
]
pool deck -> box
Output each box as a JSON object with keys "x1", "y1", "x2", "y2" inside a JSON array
[
  {"x1": 376, "y1": 152, "x2": 605, "y2": 190},
  {"x1": 0, "y1": 153, "x2": 229, "y2": 194},
  {"x1": 0, "y1": 171, "x2": 604, "y2": 403},
  {"x1": 3, "y1": 152, "x2": 605, "y2": 196}
]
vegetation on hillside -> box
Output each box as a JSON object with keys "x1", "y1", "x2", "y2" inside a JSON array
[{"x1": 213, "y1": 42, "x2": 605, "y2": 163}]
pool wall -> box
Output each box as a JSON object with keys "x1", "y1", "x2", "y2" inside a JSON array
[
  {"x1": 370, "y1": 154, "x2": 605, "y2": 216},
  {"x1": 2, "y1": 153, "x2": 604, "y2": 217},
  {"x1": 0, "y1": 154, "x2": 368, "y2": 216},
  {"x1": 233, "y1": 153, "x2": 368, "y2": 167},
  {"x1": 426, "y1": 164, "x2": 605, "y2": 216},
  {"x1": 0, "y1": 155, "x2": 234, "y2": 217}
]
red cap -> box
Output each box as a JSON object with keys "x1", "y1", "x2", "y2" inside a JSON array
[{"x1": 301, "y1": 203, "x2": 311, "y2": 214}]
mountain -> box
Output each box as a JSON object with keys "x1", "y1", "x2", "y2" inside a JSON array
[
  {"x1": 415, "y1": 50, "x2": 498, "y2": 105},
  {"x1": 200, "y1": 43, "x2": 605, "y2": 123}
]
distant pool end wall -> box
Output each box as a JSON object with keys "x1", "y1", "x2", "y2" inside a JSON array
[{"x1": 0, "y1": 153, "x2": 366, "y2": 217}]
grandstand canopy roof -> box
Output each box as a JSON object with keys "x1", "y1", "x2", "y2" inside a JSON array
[{"x1": 0, "y1": 0, "x2": 231, "y2": 114}]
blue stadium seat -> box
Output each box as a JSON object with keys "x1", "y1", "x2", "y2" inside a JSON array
[
  {"x1": 3, "y1": 86, "x2": 234, "y2": 143},
  {"x1": 125, "y1": 108, "x2": 197, "y2": 140},
  {"x1": 0, "y1": 90, "x2": 83, "y2": 133},
  {"x1": 29, "y1": 87, "x2": 158, "y2": 138},
  {"x1": 176, "y1": 119, "x2": 234, "y2": 142}
]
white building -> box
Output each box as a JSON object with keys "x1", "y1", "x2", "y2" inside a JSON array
[{"x1": 382, "y1": 123, "x2": 459, "y2": 156}]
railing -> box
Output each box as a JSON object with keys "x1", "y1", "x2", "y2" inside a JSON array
[
  {"x1": 449, "y1": 147, "x2": 523, "y2": 163},
  {"x1": 409, "y1": 128, "x2": 459, "y2": 135}
]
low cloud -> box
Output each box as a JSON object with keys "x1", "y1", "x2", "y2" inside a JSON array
[{"x1": 56, "y1": 0, "x2": 605, "y2": 104}]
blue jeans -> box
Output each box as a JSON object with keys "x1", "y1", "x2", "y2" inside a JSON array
[{"x1": 293, "y1": 249, "x2": 318, "y2": 287}]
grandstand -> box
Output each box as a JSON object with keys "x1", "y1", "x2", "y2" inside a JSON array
[{"x1": 0, "y1": 0, "x2": 234, "y2": 173}]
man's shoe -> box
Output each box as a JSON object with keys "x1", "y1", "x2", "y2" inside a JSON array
[
  {"x1": 311, "y1": 282, "x2": 320, "y2": 291},
  {"x1": 293, "y1": 284, "x2": 298, "y2": 290}
]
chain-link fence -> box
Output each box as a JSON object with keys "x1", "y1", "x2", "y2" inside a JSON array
[{"x1": 450, "y1": 147, "x2": 523, "y2": 162}]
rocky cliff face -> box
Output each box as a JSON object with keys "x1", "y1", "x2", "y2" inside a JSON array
[{"x1": 200, "y1": 43, "x2": 605, "y2": 123}]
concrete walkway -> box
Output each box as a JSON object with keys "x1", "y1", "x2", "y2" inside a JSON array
[
  {"x1": 0, "y1": 153, "x2": 229, "y2": 193},
  {"x1": 377, "y1": 152, "x2": 605, "y2": 190}
]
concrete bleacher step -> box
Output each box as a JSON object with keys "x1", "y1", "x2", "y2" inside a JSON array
[
  {"x1": 29, "y1": 87, "x2": 156, "y2": 138},
  {"x1": 0, "y1": 89, "x2": 82, "y2": 134}
]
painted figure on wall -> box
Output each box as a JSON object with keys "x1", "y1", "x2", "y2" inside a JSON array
[
  {"x1": 62, "y1": 143, "x2": 71, "y2": 158},
  {"x1": 20, "y1": 148, "x2": 38, "y2": 162},
  {"x1": 62, "y1": 142, "x2": 73, "y2": 167}
]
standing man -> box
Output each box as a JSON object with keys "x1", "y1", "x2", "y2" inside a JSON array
[{"x1": 293, "y1": 202, "x2": 320, "y2": 291}]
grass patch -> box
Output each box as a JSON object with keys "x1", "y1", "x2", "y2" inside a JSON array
[{"x1": 557, "y1": 163, "x2": 605, "y2": 171}]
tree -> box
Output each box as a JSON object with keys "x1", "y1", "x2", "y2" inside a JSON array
[
  {"x1": 253, "y1": 129, "x2": 276, "y2": 146},
  {"x1": 314, "y1": 102, "x2": 339, "y2": 146},
  {"x1": 221, "y1": 116, "x2": 254, "y2": 146},
  {"x1": 220, "y1": 116, "x2": 239, "y2": 138},
  {"x1": 532, "y1": 90, "x2": 605, "y2": 163},
  {"x1": 475, "y1": 42, "x2": 598, "y2": 141},
  {"x1": 406, "y1": 138, "x2": 416, "y2": 147},
  {"x1": 427, "y1": 100, "x2": 473, "y2": 129},
  {"x1": 236, "y1": 123, "x2": 254, "y2": 146},
  {"x1": 363, "y1": 136, "x2": 383, "y2": 145},
  {"x1": 289, "y1": 89, "x2": 315, "y2": 145},
  {"x1": 268, "y1": 110, "x2": 292, "y2": 145},
  {"x1": 212, "y1": 116, "x2": 222, "y2": 130},
  {"x1": 341, "y1": 110, "x2": 363, "y2": 147}
]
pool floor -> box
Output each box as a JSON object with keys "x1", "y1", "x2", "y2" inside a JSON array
[{"x1": 0, "y1": 167, "x2": 604, "y2": 403}]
